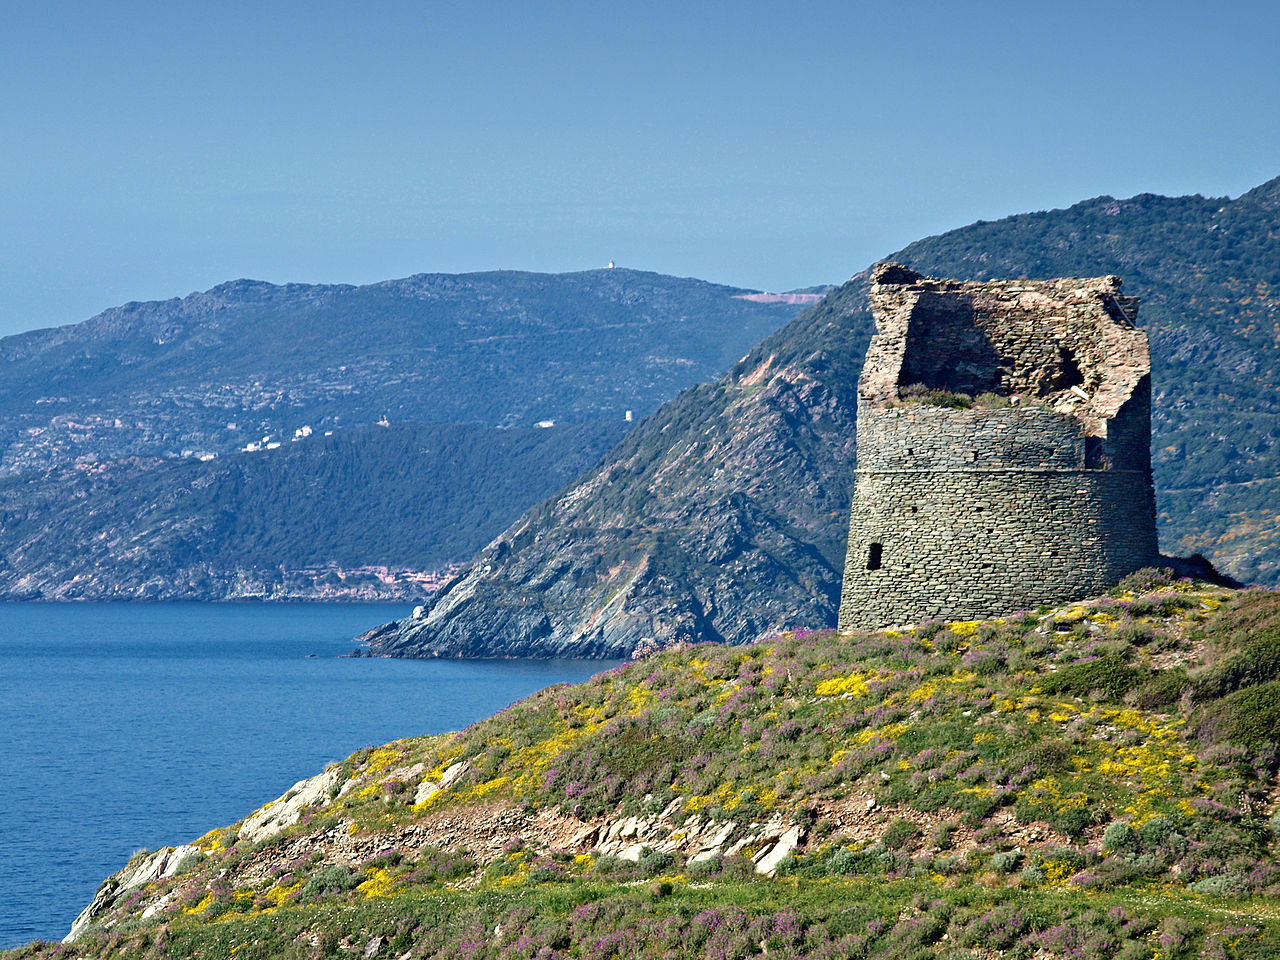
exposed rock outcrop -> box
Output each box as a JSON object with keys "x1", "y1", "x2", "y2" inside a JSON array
[
  {"x1": 585, "y1": 796, "x2": 805, "y2": 876},
  {"x1": 65, "y1": 845, "x2": 201, "y2": 942},
  {"x1": 239, "y1": 766, "x2": 345, "y2": 843}
]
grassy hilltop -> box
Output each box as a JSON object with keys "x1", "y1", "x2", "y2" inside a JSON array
[{"x1": 13, "y1": 574, "x2": 1280, "y2": 959}]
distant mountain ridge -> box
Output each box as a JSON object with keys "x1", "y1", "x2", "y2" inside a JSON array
[
  {"x1": 362, "y1": 175, "x2": 1280, "y2": 658},
  {"x1": 0, "y1": 270, "x2": 811, "y2": 599},
  {"x1": 360, "y1": 283, "x2": 871, "y2": 656},
  {"x1": 0, "y1": 269, "x2": 804, "y2": 475}
]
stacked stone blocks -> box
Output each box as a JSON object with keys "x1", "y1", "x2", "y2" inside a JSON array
[{"x1": 838, "y1": 263, "x2": 1160, "y2": 630}]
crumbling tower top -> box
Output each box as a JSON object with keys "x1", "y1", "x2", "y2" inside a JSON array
[{"x1": 860, "y1": 262, "x2": 1150, "y2": 467}]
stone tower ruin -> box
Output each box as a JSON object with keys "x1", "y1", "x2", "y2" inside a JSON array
[{"x1": 838, "y1": 262, "x2": 1159, "y2": 630}]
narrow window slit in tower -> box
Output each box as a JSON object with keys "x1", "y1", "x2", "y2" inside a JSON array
[{"x1": 866, "y1": 543, "x2": 883, "y2": 570}]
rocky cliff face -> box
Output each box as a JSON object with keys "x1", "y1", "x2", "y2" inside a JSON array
[{"x1": 358, "y1": 282, "x2": 873, "y2": 658}]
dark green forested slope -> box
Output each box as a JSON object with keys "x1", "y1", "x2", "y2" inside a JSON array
[{"x1": 0, "y1": 420, "x2": 627, "y2": 600}]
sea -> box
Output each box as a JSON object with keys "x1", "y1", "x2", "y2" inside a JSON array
[{"x1": 0, "y1": 603, "x2": 614, "y2": 949}]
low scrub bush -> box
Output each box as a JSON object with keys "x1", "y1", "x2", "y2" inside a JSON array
[
  {"x1": 1115, "y1": 567, "x2": 1181, "y2": 594},
  {"x1": 298, "y1": 866, "x2": 360, "y2": 900},
  {"x1": 1038, "y1": 655, "x2": 1146, "y2": 701},
  {"x1": 899, "y1": 384, "x2": 973, "y2": 408},
  {"x1": 883, "y1": 818, "x2": 922, "y2": 850},
  {"x1": 1194, "y1": 680, "x2": 1280, "y2": 750}
]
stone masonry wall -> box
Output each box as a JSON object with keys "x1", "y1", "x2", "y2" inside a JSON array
[
  {"x1": 838, "y1": 263, "x2": 1160, "y2": 630},
  {"x1": 839, "y1": 410, "x2": 1159, "y2": 625},
  {"x1": 839, "y1": 468, "x2": 1157, "y2": 626},
  {"x1": 856, "y1": 405, "x2": 1090, "y2": 471}
]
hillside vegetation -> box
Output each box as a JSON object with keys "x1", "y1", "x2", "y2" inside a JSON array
[
  {"x1": 29, "y1": 575, "x2": 1280, "y2": 959},
  {"x1": 0, "y1": 269, "x2": 807, "y2": 599}
]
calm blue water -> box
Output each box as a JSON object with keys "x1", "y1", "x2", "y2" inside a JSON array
[{"x1": 0, "y1": 603, "x2": 613, "y2": 949}]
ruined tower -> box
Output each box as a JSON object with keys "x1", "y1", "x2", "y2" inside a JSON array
[{"x1": 838, "y1": 263, "x2": 1159, "y2": 630}]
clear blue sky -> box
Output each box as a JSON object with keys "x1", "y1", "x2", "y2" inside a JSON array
[{"x1": 3, "y1": 0, "x2": 1277, "y2": 335}]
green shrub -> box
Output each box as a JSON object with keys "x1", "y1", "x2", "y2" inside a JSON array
[
  {"x1": 1051, "y1": 806, "x2": 1095, "y2": 839},
  {"x1": 988, "y1": 849, "x2": 1023, "y2": 874},
  {"x1": 1016, "y1": 738, "x2": 1072, "y2": 772},
  {"x1": 1138, "y1": 816, "x2": 1182, "y2": 848},
  {"x1": 933, "y1": 854, "x2": 966, "y2": 875},
  {"x1": 930, "y1": 822, "x2": 957, "y2": 850},
  {"x1": 1192, "y1": 628, "x2": 1280, "y2": 701},
  {"x1": 686, "y1": 856, "x2": 719, "y2": 879},
  {"x1": 590, "y1": 855, "x2": 633, "y2": 876},
  {"x1": 1115, "y1": 568, "x2": 1180, "y2": 593},
  {"x1": 882, "y1": 818, "x2": 922, "y2": 850},
  {"x1": 973, "y1": 392, "x2": 1014, "y2": 408},
  {"x1": 1194, "y1": 680, "x2": 1280, "y2": 749},
  {"x1": 1020, "y1": 863, "x2": 1046, "y2": 885},
  {"x1": 1131, "y1": 669, "x2": 1188, "y2": 710},
  {"x1": 899, "y1": 384, "x2": 973, "y2": 409},
  {"x1": 824, "y1": 846, "x2": 884, "y2": 876},
  {"x1": 170, "y1": 851, "x2": 202, "y2": 877},
  {"x1": 298, "y1": 866, "x2": 361, "y2": 900},
  {"x1": 1038, "y1": 655, "x2": 1145, "y2": 701},
  {"x1": 1188, "y1": 873, "x2": 1248, "y2": 896},
  {"x1": 636, "y1": 847, "x2": 675, "y2": 877},
  {"x1": 1102, "y1": 822, "x2": 1140, "y2": 853}
]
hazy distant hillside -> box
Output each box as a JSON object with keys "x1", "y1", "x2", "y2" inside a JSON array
[
  {"x1": 361, "y1": 283, "x2": 871, "y2": 657},
  {"x1": 0, "y1": 269, "x2": 811, "y2": 599},
  {"x1": 0, "y1": 269, "x2": 804, "y2": 474},
  {"x1": 0, "y1": 420, "x2": 627, "y2": 600},
  {"x1": 363, "y1": 175, "x2": 1280, "y2": 658}
]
